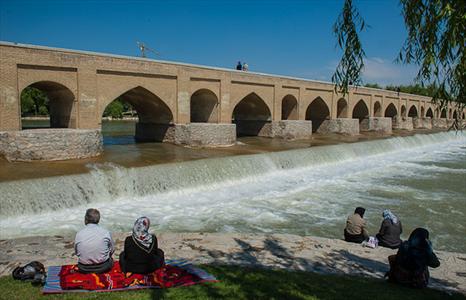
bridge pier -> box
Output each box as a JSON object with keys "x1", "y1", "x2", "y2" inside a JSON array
[
  {"x1": 413, "y1": 117, "x2": 432, "y2": 129},
  {"x1": 432, "y1": 118, "x2": 449, "y2": 129},
  {"x1": 315, "y1": 119, "x2": 359, "y2": 135},
  {"x1": 360, "y1": 117, "x2": 392, "y2": 134},
  {"x1": 392, "y1": 117, "x2": 414, "y2": 130},
  {"x1": 0, "y1": 129, "x2": 102, "y2": 162},
  {"x1": 270, "y1": 120, "x2": 313, "y2": 140},
  {"x1": 136, "y1": 123, "x2": 236, "y2": 146}
]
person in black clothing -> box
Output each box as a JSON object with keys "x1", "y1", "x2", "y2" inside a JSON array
[
  {"x1": 119, "y1": 217, "x2": 164, "y2": 274},
  {"x1": 376, "y1": 209, "x2": 402, "y2": 249},
  {"x1": 387, "y1": 228, "x2": 440, "y2": 288},
  {"x1": 236, "y1": 61, "x2": 242, "y2": 70}
]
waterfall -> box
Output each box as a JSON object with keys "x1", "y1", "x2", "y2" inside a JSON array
[{"x1": 0, "y1": 131, "x2": 464, "y2": 218}]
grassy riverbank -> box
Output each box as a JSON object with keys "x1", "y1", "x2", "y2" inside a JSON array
[{"x1": 0, "y1": 265, "x2": 464, "y2": 300}]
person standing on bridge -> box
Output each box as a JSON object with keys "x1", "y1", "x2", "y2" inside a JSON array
[
  {"x1": 236, "y1": 61, "x2": 242, "y2": 70},
  {"x1": 242, "y1": 62, "x2": 249, "y2": 71}
]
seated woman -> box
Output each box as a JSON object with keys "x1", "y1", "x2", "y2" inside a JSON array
[
  {"x1": 376, "y1": 209, "x2": 402, "y2": 249},
  {"x1": 119, "y1": 217, "x2": 165, "y2": 274},
  {"x1": 387, "y1": 228, "x2": 440, "y2": 288},
  {"x1": 344, "y1": 207, "x2": 369, "y2": 243}
]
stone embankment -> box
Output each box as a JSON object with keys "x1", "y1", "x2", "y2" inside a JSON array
[
  {"x1": 0, "y1": 233, "x2": 464, "y2": 294},
  {"x1": 0, "y1": 129, "x2": 103, "y2": 161}
]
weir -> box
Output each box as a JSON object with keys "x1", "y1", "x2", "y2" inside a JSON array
[{"x1": 1, "y1": 131, "x2": 464, "y2": 218}]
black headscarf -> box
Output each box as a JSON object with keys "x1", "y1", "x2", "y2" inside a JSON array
[
  {"x1": 397, "y1": 227, "x2": 440, "y2": 272},
  {"x1": 354, "y1": 207, "x2": 366, "y2": 218}
]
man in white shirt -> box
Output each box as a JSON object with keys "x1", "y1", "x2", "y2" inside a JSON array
[{"x1": 74, "y1": 208, "x2": 115, "y2": 273}]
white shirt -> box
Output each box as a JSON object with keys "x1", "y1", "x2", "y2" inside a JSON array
[{"x1": 74, "y1": 224, "x2": 114, "y2": 265}]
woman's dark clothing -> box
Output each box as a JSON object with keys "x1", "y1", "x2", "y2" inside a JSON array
[
  {"x1": 387, "y1": 228, "x2": 440, "y2": 288},
  {"x1": 119, "y1": 234, "x2": 164, "y2": 274},
  {"x1": 376, "y1": 219, "x2": 402, "y2": 249},
  {"x1": 344, "y1": 230, "x2": 365, "y2": 244}
]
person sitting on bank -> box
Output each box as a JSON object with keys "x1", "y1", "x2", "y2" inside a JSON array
[
  {"x1": 119, "y1": 216, "x2": 165, "y2": 274},
  {"x1": 236, "y1": 61, "x2": 242, "y2": 70},
  {"x1": 344, "y1": 207, "x2": 369, "y2": 243},
  {"x1": 74, "y1": 208, "x2": 115, "y2": 274},
  {"x1": 376, "y1": 209, "x2": 402, "y2": 249},
  {"x1": 387, "y1": 228, "x2": 440, "y2": 288}
]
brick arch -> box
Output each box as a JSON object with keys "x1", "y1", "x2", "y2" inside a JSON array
[
  {"x1": 20, "y1": 80, "x2": 77, "y2": 129},
  {"x1": 408, "y1": 105, "x2": 418, "y2": 118},
  {"x1": 337, "y1": 98, "x2": 348, "y2": 118},
  {"x1": 352, "y1": 99, "x2": 369, "y2": 122},
  {"x1": 441, "y1": 108, "x2": 447, "y2": 118},
  {"x1": 401, "y1": 105, "x2": 407, "y2": 117},
  {"x1": 190, "y1": 88, "x2": 218, "y2": 123},
  {"x1": 426, "y1": 107, "x2": 434, "y2": 118},
  {"x1": 100, "y1": 85, "x2": 173, "y2": 123},
  {"x1": 384, "y1": 103, "x2": 398, "y2": 118},
  {"x1": 373, "y1": 101, "x2": 382, "y2": 117},
  {"x1": 230, "y1": 89, "x2": 273, "y2": 116},
  {"x1": 232, "y1": 92, "x2": 272, "y2": 136},
  {"x1": 305, "y1": 97, "x2": 330, "y2": 132},
  {"x1": 102, "y1": 86, "x2": 173, "y2": 124},
  {"x1": 281, "y1": 94, "x2": 298, "y2": 120}
]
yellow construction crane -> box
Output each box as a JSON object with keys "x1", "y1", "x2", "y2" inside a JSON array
[{"x1": 137, "y1": 41, "x2": 160, "y2": 58}]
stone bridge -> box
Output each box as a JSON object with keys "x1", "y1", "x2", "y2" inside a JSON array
[{"x1": 0, "y1": 42, "x2": 464, "y2": 161}]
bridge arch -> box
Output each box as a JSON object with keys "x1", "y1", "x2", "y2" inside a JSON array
[
  {"x1": 20, "y1": 81, "x2": 76, "y2": 129},
  {"x1": 232, "y1": 92, "x2": 272, "y2": 136},
  {"x1": 426, "y1": 107, "x2": 434, "y2": 118},
  {"x1": 408, "y1": 105, "x2": 418, "y2": 118},
  {"x1": 101, "y1": 86, "x2": 173, "y2": 143},
  {"x1": 453, "y1": 110, "x2": 458, "y2": 119},
  {"x1": 441, "y1": 108, "x2": 447, "y2": 118},
  {"x1": 305, "y1": 97, "x2": 330, "y2": 132},
  {"x1": 401, "y1": 105, "x2": 407, "y2": 117},
  {"x1": 449, "y1": 108, "x2": 453, "y2": 119},
  {"x1": 337, "y1": 98, "x2": 348, "y2": 118},
  {"x1": 352, "y1": 100, "x2": 369, "y2": 122},
  {"x1": 384, "y1": 103, "x2": 398, "y2": 118},
  {"x1": 373, "y1": 101, "x2": 382, "y2": 117},
  {"x1": 281, "y1": 95, "x2": 298, "y2": 120},
  {"x1": 190, "y1": 89, "x2": 218, "y2": 123}
]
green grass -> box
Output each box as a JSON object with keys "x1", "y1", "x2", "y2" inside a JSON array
[{"x1": 0, "y1": 265, "x2": 464, "y2": 300}]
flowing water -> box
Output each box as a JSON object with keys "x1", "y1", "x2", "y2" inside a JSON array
[{"x1": 1, "y1": 122, "x2": 465, "y2": 253}]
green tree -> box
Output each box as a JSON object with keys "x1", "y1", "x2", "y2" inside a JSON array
[
  {"x1": 333, "y1": 0, "x2": 465, "y2": 116},
  {"x1": 103, "y1": 99, "x2": 124, "y2": 119},
  {"x1": 364, "y1": 83, "x2": 382, "y2": 89},
  {"x1": 20, "y1": 87, "x2": 49, "y2": 116}
]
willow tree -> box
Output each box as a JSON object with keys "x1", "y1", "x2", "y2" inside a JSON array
[{"x1": 332, "y1": 0, "x2": 465, "y2": 122}]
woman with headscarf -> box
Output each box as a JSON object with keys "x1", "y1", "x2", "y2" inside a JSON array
[
  {"x1": 119, "y1": 217, "x2": 165, "y2": 274},
  {"x1": 376, "y1": 209, "x2": 402, "y2": 249},
  {"x1": 387, "y1": 228, "x2": 440, "y2": 288},
  {"x1": 344, "y1": 207, "x2": 369, "y2": 243}
]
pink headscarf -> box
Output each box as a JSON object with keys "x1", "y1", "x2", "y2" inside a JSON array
[{"x1": 132, "y1": 217, "x2": 153, "y2": 248}]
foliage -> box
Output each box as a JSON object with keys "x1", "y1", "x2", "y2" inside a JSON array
[
  {"x1": 0, "y1": 265, "x2": 464, "y2": 300},
  {"x1": 20, "y1": 87, "x2": 49, "y2": 116},
  {"x1": 385, "y1": 83, "x2": 439, "y2": 97},
  {"x1": 398, "y1": 0, "x2": 465, "y2": 111},
  {"x1": 332, "y1": 0, "x2": 367, "y2": 95},
  {"x1": 364, "y1": 83, "x2": 382, "y2": 89},
  {"x1": 103, "y1": 99, "x2": 134, "y2": 119},
  {"x1": 333, "y1": 0, "x2": 465, "y2": 120}
]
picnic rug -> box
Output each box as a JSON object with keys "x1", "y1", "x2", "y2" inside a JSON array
[{"x1": 43, "y1": 259, "x2": 217, "y2": 294}]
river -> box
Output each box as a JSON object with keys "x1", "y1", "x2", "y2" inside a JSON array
[{"x1": 0, "y1": 120, "x2": 465, "y2": 253}]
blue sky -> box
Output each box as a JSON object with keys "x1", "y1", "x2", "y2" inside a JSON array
[{"x1": 0, "y1": 0, "x2": 419, "y2": 86}]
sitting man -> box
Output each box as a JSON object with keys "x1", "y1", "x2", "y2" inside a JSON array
[
  {"x1": 74, "y1": 208, "x2": 115, "y2": 274},
  {"x1": 344, "y1": 207, "x2": 369, "y2": 243}
]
